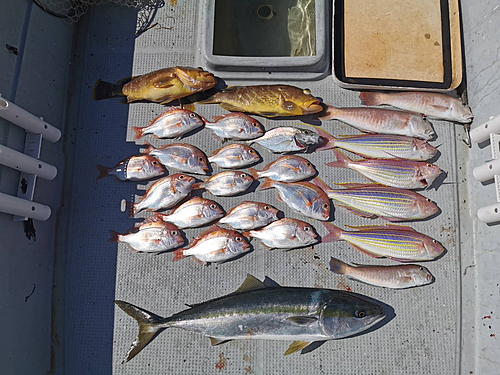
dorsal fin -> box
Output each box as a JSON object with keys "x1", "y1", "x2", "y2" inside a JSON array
[{"x1": 234, "y1": 274, "x2": 266, "y2": 294}]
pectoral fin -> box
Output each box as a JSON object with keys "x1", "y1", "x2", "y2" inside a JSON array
[
  {"x1": 209, "y1": 337, "x2": 231, "y2": 346},
  {"x1": 284, "y1": 340, "x2": 312, "y2": 356},
  {"x1": 286, "y1": 316, "x2": 318, "y2": 325},
  {"x1": 282, "y1": 100, "x2": 300, "y2": 113},
  {"x1": 220, "y1": 103, "x2": 244, "y2": 112}
]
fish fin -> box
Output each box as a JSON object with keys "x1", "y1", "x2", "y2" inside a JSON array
[
  {"x1": 282, "y1": 100, "x2": 300, "y2": 113},
  {"x1": 209, "y1": 337, "x2": 231, "y2": 346},
  {"x1": 142, "y1": 140, "x2": 155, "y2": 155},
  {"x1": 329, "y1": 257, "x2": 350, "y2": 274},
  {"x1": 92, "y1": 80, "x2": 124, "y2": 100},
  {"x1": 259, "y1": 112, "x2": 280, "y2": 117},
  {"x1": 196, "y1": 94, "x2": 220, "y2": 105},
  {"x1": 96, "y1": 165, "x2": 110, "y2": 180},
  {"x1": 248, "y1": 167, "x2": 260, "y2": 179},
  {"x1": 325, "y1": 149, "x2": 351, "y2": 169},
  {"x1": 258, "y1": 178, "x2": 275, "y2": 191},
  {"x1": 311, "y1": 126, "x2": 336, "y2": 151},
  {"x1": 212, "y1": 115, "x2": 225, "y2": 121},
  {"x1": 318, "y1": 105, "x2": 340, "y2": 120},
  {"x1": 321, "y1": 222, "x2": 343, "y2": 243},
  {"x1": 350, "y1": 243, "x2": 384, "y2": 258},
  {"x1": 114, "y1": 300, "x2": 166, "y2": 363},
  {"x1": 182, "y1": 103, "x2": 196, "y2": 112},
  {"x1": 286, "y1": 316, "x2": 318, "y2": 325},
  {"x1": 429, "y1": 104, "x2": 449, "y2": 112},
  {"x1": 151, "y1": 78, "x2": 174, "y2": 88},
  {"x1": 132, "y1": 126, "x2": 144, "y2": 140},
  {"x1": 219, "y1": 103, "x2": 244, "y2": 112},
  {"x1": 345, "y1": 224, "x2": 417, "y2": 232},
  {"x1": 234, "y1": 274, "x2": 266, "y2": 294},
  {"x1": 242, "y1": 230, "x2": 253, "y2": 239},
  {"x1": 159, "y1": 97, "x2": 175, "y2": 105},
  {"x1": 263, "y1": 276, "x2": 282, "y2": 287},
  {"x1": 108, "y1": 230, "x2": 121, "y2": 243},
  {"x1": 334, "y1": 182, "x2": 381, "y2": 189},
  {"x1": 192, "y1": 256, "x2": 207, "y2": 266},
  {"x1": 191, "y1": 182, "x2": 205, "y2": 190},
  {"x1": 284, "y1": 341, "x2": 311, "y2": 356},
  {"x1": 172, "y1": 248, "x2": 186, "y2": 262},
  {"x1": 139, "y1": 213, "x2": 167, "y2": 226},
  {"x1": 197, "y1": 224, "x2": 224, "y2": 238},
  {"x1": 359, "y1": 92, "x2": 383, "y2": 106},
  {"x1": 311, "y1": 177, "x2": 332, "y2": 194},
  {"x1": 126, "y1": 201, "x2": 139, "y2": 218},
  {"x1": 340, "y1": 205, "x2": 378, "y2": 219}
]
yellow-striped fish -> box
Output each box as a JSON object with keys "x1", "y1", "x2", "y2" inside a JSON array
[{"x1": 322, "y1": 222, "x2": 445, "y2": 262}]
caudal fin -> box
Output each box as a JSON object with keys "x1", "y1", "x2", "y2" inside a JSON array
[
  {"x1": 321, "y1": 222, "x2": 343, "y2": 243},
  {"x1": 257, "y1": 178, "x2": 275, "y2": 191},
  {"x1": 325, "y1": 149, "x2": 351, "y2": 169},
  {"x1": 248, "y1": 167, "x2": 261, "y2": 179},
  {"x1": 132, "y1": 126, "x2": 144, "y2": 140},
  {"x1": 92, "y1": 80, "x2": 124, "y2": 101},
  {"x1": 108, "y1": 230, "x2": 122, "y2": 243},
  {"x1": 114, "y1": 300, "x2": 166, "y2": 363},
  {"x1": 191, "y1": 182, "x2": 205, "y2": 191},
  {"x1": 97, "y1": 165, "x2": 110, "y2": 180},
  {"x1": 318, "y1": 105, "x2": 341, "y2": 121},
  {"x1": 311, "y1": 177, "x2": 333, "y2": 195},
  {"x1": 313, "y1": 126, "x2": 337, "y2": 151},
  {"x1": 172, "y1": 248, "x2": 186, "y2": 262},
  {"x1": 359, "y1": 92, "x2": 383, "y2": 106},
  {"x1": 127, "y1": 201, "x2": 139, "y2": 218},
  {"x1": 329, "y1": 257, "x2": 350, "y2": 275}
]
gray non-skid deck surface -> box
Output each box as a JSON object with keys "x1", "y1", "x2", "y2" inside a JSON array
[{"x1": 66, "y1": 2, "x2": 460, "y2": 374}]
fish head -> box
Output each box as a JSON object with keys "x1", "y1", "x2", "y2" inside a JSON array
[
  {"x1": 415, "y1": 195, "x2": 439, "y2": 218},
  {"x1": 417, "y1": 163, "x2": 443, "y2": 187},
  {"x1": 242, "y1": 147, "x2": 261, "y2": 163},
  {"x1": 161, "y1": 222, "x2": 186, "y2": 248},
  {"x1": 235, "y1": 172, "x2": 254, "y2": 188},
  {"x1": 408, "y1": 265, "x2": 434, "y2": 286},
  {"x1": 409, "y1": 115, "x2": 435, "y2": 140},
  {"x1": 188, "y1": 151, "x2": 210, "y2": 174},
  {"x1": 412, "y1": 139, "x2": 438, "y2": 160},
  {"x1": 311, "y1": 191, "x2": 331, "y2": 220},
  {"x1": 295, "y1": 129, "x2": 322, "y2": 148},
  {"x1": 422, "y1": 237, "x2": 445, "y2": 260},
  {"x1": 227, "y1": 231, "x2": 251, "y2": 254},
  {"x1": 450, "y1": 100, "x2": 473, "y2": 123},
  {"x1": 180, "y1": 110, "x2": 205, "y2": 128},
  {"x1": 139, "y1": 155, "x2": 165, "y2": 177},
  {"x1": 202, "y1": 199, "x2": 225, "y2": 220},
  {"x1": 172, "y1": 173, "x2": 196, "y2": 191},
  {"x1": 238, "y1": 115, "x2": 265, "y2": 137},
  {"x1": 298, "y1": 158, "x2": 317, "y2": 177},
  {"x1": 257, "y1": 203, "x2": 280, "y2": 222},
  {"x1": 295, "y1": 221, "x2": 319, "y2": 245},
  {"x1": 321, "y1": 292, "x2": 385, "y2": 338},
  {"x1": 174, "y1": 67, "x2": 217, "y2": 91},
  {"x1": 295, "y1": 88, "x2": 323, "y2": 115}
]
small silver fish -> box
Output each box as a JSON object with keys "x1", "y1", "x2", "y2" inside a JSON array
[
  {"x1": 315, "y1": 127, "x2": 437, "y2": 161},
  {"x1": 249, "y1": 127, "x2": 322, "y2": 153},
  {"x1": 249, "y1": 155, "x2": 317, "y2": 182},
  {"x1": 326, "y1": 150, "x2": 443, "y2": 189},
  {"x1": 153, "y1": 197, "x2": 224, "y2": 228},
  {"x1": 172, "y1": 225, "x2": 250, "y2": 265},
  {"x1": 203, "y1": 113, "x2": 264, "y2": 141},
  {"x1": 360, "y1": 91, "x2": 473, "y2": 123},
  {"x1": 330, "y1": 258, "x2": 434, "y2": 289},
  {"x1": 244, "y1": 218, "x2": 319, "y2": 249},
  {"x1": 145, "y1": 143, "x2": 209, "y2": 175},
  {"x1": 97, "y1": 155, "x2": 164, "y2": 181},
  {"x1": 259, "y1": 179, "x2": 330, "y2": 220},
  {"x1": 132, "y1": 107, "x2": 204, "y2": 140},
  {"x1": 219, "y1": 201, "x2": 280, "y2": 230},
  {"x1": 208, "y1": 144, "x2": 261, "y2": 169},
  {"x1": 109, "y1": 220, "x2": 184, "y2": 253},
  {"x1": 130, "y1": 173, "x2": 195, "y2": 216},
  {"x1": 193, "y1": 171, "x2": 254, "y2": 196}
]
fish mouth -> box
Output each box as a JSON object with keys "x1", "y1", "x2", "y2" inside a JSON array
[
  {"x1": 365, "y1": 311, "x2": 386, "y2": 327},
  {"x1": 302, "y1": 102, "x2": 323, "y2": 115}
]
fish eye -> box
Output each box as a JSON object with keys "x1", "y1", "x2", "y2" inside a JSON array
[
  {"x1": 323, "y1": 203, "x2": 329, "y2": 209},
  {"x1": 152, "y1": 161, "x2": 158, "y2": 165},
  {"x1": 252, "y1": 122, "x2": 259, "y2": 127},
  {"x1": 171, "y1": 231, "x2": 178, "y2": 236},
  {"x1": 240, "y1": 173, "x2": 247, "y2": 177},
  {"x1": 189, "y1": 113, "x2": 196, "y2": 117},
  {"x1": 249, "y1": 150, "x2": 255, "y2": 153},
  {"x1": 355, "y1": 310, "x2": 366, "y2": 318},
  {"x1": 427, "y1": 163, "x2": 432, "y2": 167},
  {"x1": 210, "y1": 204, "x2": 217, "y2": 209},
  {"x1": 264, "y1": 206, "x2": 270, "y2": 210},
  {"x1": 179, "y1": 175, "x2": 185, "y2": 179},
  {"x1": 426, "y1": 198, "x2": 431, "y2": 202},
  {"x1": 419, "y1": 266, "x2": 425, "y2": 271},
  {"x1": 235, "y1": 237, "x2": 242, "y2": 242},
  {"x1": 306, "y1": 162, "x2": 311, "y2": 166},
  {"x1": 198, "y1": 157, "x2": 204, "y2": 161},
  {"x1": 432, "y1": 239, "x2": 437, "y2": 244},
  {"x1": 304, "y1": 226, "x2": 310, "y2": 232}
]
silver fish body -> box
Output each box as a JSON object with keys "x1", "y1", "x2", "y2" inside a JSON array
[
  {"x1": 194, "y1": 171, "x2": 254, "y2": 196},
  {"x1": 208, "y1": 144, "x2": 261, "y2": 169},
  {"x1": 219, "y1": 201, "x2": 280, "y2": 230},
  {"x1": 249, "y1": 155, "x2": 316, "y2": 182},
  {"x1": 204, "y1": 113, "x2": 264, "y2": 140},
  {"x1": 97, "y1": 155, "x2": 165, "y2": 181},
  {"x1": 330, "y1": 258, "x2": 434, "y2": 289},
  {"x1": 157, "y1": 197, "x2": 224, "y2": 228},
  {"x1": 115, "y1": 274, "x2": 386, "y2": 363},
  {"x1": 146, "y1": 143, "x2": 209, "y2": 175},
  {"x1": 133, "y1": 108, "x2": 204, "y2": 139},
  {"x1": 245, "y1": 218, "x2": 319, "y2": 249},
  {"x1": 131, "y1": 174, "x2": 195, "y2": 215},
  {"x1": 250, "y1": 127, "x2": 321, "y2": 153},
  {"x1": 111, "y1": 220, "x2": 184, "y2": 253}
]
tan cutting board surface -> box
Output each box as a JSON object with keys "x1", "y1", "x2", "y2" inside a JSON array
[{"x1": 344, "y1": 0, "x2": 445, "y2": 82}]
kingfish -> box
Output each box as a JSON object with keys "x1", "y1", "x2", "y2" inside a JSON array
[
  {"x1": 360, "y1": 91, "x2": 473, "y2": 123},
  {"x1": 97, "y1": 155, "x2": 164, "y2": 181},
  {"x1": 115, "y1": 274, "x2": 386, "y2": 363}
]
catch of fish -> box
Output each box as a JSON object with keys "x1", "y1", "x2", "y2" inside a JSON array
[{"x1": 93, "y1": 65, "x2": 466, "y2": 365}]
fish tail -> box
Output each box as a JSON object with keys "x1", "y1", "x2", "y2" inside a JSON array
[
  {"x1": 127, "y1": 201, "x2": 139, "y2": 218},
  {"x1": 132, "y1": 126, "x2": 144, "y2": 140},
  {"x1": 329, "y1": 257, "x2": 350, "y2": 275},
  {"x1": 172, "y1": 248, "x2": 186, "y2": 262},
  {"x1": 242, "y1": 230, "x2": 254, "y2": 239},
  {"x1": 325, "y1": 149, "x2": 351, "y2": 169},
  {"x1": 142, "y1": 140, "x2": 155, "y2": 155},
  {"x1": 96, "y1": 165, "x2": 110, "y2": 180},
  {"x1": 92, "y1": 79, "x2": 124, "y2": 100},
  {"x1": 321, "y1": 222, "x2": 343, "y2": 243},
  {"x1": 248, "y1": 167, "x2": 260, "y2": 179},
  {"x1": 195, "y1": 92, "x2": 219, "y2": 104},
  {"x1": 318, "y1": 105, "x2": 341, "y2": 120},
  {"x1": 359, "y1": 92, "x2": 383, "y2": 106},
  {"x1": 108, "y1": 230, "x2": 121, "y2": 243},
  {"x1": 114, "y1": 300, "x2": 167, "y2": 363},
  {"x1": 311, "y1": 177, "x2": 332, "y2": 195},
  {"x1": 258, "y1": 178, "x2": 275, "y2": 191},
  {"x1": 191, "y1": 182, "x2": 205, "y2": 190},
  {"x1": 313, "y1": 126, "x2": 336, "y2": 151}
]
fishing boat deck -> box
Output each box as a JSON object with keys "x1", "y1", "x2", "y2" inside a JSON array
[{"x1": 1, "y1": 1, "x2": 499, "y2": 374}]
